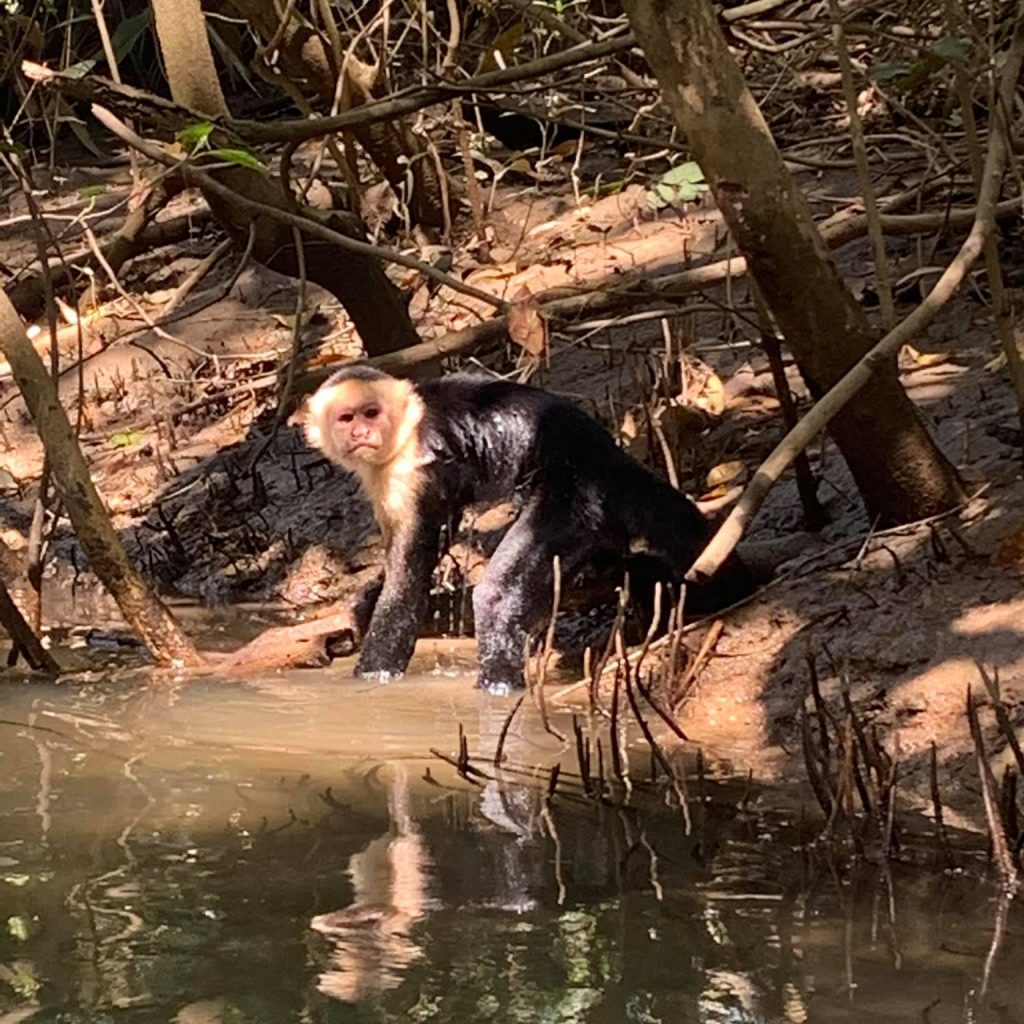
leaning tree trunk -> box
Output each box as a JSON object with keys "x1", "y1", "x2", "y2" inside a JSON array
[
  {"x1": 227, "y1": 0, "x2": 447, "y2": 230},
  {"x1": 0, "y1": 291, "x2": 203, "y2": 667},
  {"x1": 0, "y1": 578, "x2": 59, "y2": 672},
  {"x1": 624, "y1": 0, "x2": 965, "y2": 524},
  {"x1": 149, "y1": 0, "x2": 420, "y2": 356}
]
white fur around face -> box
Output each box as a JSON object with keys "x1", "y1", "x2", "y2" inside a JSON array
[{"x1": 302, "y1": 375, "x2": 430, "y2": 543}]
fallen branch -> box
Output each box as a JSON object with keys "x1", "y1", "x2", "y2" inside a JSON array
[
  {"x1": 210, "y1": 608, "x2": 358, "y2": 674},
  {"x1": 5, "y1": 176, "x2": 186, "y2": 320},
  {"x1": 90, "y1": 105, "x2": 506, "y2": 312},
  {"x1": 689, "y1": 14, "x2": 1024, "y2": 581},
  {"x1": 290, "y1": 193, "x2": 1020, "y2": 390}
]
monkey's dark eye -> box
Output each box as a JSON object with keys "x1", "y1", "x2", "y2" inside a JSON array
[
  {"x1": 338, "y1": 412, "x2": 355, "y2": 423},
  {"x1": 363, "y1": 406, "x2": 380, "y2": 420}
]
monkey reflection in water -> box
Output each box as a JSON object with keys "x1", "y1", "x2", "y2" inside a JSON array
[
  {"x1": 310, "y1": 767, "x2": 433, "y2": 1002},
  {"x1": 310, "y1": 709, "x2": 578, "y2": 1003},
  {"x1": 298, "y1": 367, "x2": 751, "y2": 694}
]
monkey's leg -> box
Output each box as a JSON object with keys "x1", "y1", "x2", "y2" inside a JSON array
[
  {"x1": 472, "y1": 502, "x2": 590, "y2": 695},
  {"x1": 356, "y1": 520, "x2": 442, "y2": 680},
  {"x1": 621, "y1": 470, "x2": 754, "y2": 612}
]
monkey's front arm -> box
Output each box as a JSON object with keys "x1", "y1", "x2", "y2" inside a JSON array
[{"x1": 354, "y1": 518, "x2": 441, "y2": 680}]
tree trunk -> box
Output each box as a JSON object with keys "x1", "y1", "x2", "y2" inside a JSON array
[
  {"x1": 0, "y1": 579, "x2": 59, "y2": 672},
  {"x1": 0, "y1": 291, "x2": 204, "y2": 667},
  {"x1": 624, "y1": 0, "x2": 965, "y2": 524},
  {"x1": 228, "y1": 0, "x2": 447, "y2": 230},
  {"x1": 149, "y1": 0, "x2": 420, "y2": 356}
]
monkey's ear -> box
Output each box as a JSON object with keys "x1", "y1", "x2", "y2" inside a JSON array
[
  {"x1": 286, "y1": 404, "x2": 306, "y2": 429},
  {"x1": 288, "y1": 400, "x2": 322, "y2": 449}
]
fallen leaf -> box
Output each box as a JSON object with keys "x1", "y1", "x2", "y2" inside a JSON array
[
  {"x1": 984, "y1": 334, "x2": 1024, "y2": 372},
  {"x1": 706, "y1": 459, "x2": 747, "y2": 489},
  {"x1": 994, "y1": 524, "x2": 1024, "y2": 571},
  {"x1": 619, "y1": 408, "x2": 638, "y2": 442},
  {"x1": 693, "y1": 371, "x2": 726, "y2": 416},
  {"x1": 508, "y1": 291, "x2": 547, "y2": 358},
  {"x1": 904, "y1": 344, "x2": 949, "y2": 367},
  {"x1": 109, "y1": 430, "x2": 141, "y2": 449}
]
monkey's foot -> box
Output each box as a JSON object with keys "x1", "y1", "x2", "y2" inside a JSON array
[
  {"x1": 476, "y1": 676, "x2": 525, "y2": 697},
  {"x1": 354, "y1": 665, "x2": 405, "y2": 682}
]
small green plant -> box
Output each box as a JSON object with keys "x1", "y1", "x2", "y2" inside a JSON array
[
  {"x1": 647, "y1": 161, "x2": 708, "y2": 211},
  {"x1": 175, "y1": 122, "x2": 264, "y2": 170}
]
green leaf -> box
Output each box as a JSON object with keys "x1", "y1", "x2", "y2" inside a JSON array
[
  {"x1": 67, "y1": 118, "x2": 104, "y2": 158},
  {"x1": 77, "y1": 184, "x2": 108, "y2": 198},
  {"x1": 647, "y1": 189, "x2": 668, "y2": 211},
  {"x1": 110, "y1": 430, "x2": 140, "y2": 448},
  {"x1": 109, "y1": 9, "x2": 152, "y2": 62},
  {"x1": 659, "y1": 161, "x2": 705, "y2": 186},
  {"x1": 648, "y1": 161, "x2": 709, "y2": 208},
  {"x1": 931, "y1": 35, "x2": 969, "y2": 62},
  {"x1": 64, "y1": 58, "x2": 97, "y2": 79},
  {"x1": 176, "y1": 121, "x2": 214, "y2": 149},
  {"x1": 202, "y1": 147, "x2": 265, "y2": 170},
  {"x1": 870, "y1": 61, "x2": 914, "y2": 82}
]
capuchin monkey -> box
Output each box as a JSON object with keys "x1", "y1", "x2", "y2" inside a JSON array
[{"x1": 299, "y1": 366, "x2": 751, "y2": 695}]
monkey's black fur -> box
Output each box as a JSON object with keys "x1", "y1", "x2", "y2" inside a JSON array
[{"x1": 340, "y1": 370, "x2": 752, "y2": 694}]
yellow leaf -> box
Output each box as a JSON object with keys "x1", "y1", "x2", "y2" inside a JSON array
[
  {"x1": 905, "y1": 344, "x2": 949, "y2": 368},
  {"x1": 905, "y1": 344, "x2": 950, "y2": 368},
  {"x1": 706, "y1": 459, "x2": 747, "y2": 488},
  {"x1": 984, "y1": 335, "x2": 1024, "y2": 372},
  {"x1": 699, "y1": 482, "x2": 730, "y2": 500},
  {"x1": 693, "y1": 372, "x2": 726, "y2": 416},
  {"x1": 619, "y1": 408, "x2": 638, "y2": 442}
]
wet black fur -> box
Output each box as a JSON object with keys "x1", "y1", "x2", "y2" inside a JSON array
[{"x1": 335, "y1": 369, "x2": 751, "y2": 693}]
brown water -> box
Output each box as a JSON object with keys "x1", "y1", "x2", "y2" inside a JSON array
[{"x1": 0, "y1": 641, "x2": 1021, "y2": 1024}]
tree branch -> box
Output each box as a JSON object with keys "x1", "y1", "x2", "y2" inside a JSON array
[
  {"x1": 689, "y1": 7, "x2": 1024, "y2": 581},
  {"x1": 90, "y1": 105, "x2": 506, "y2": 312}
]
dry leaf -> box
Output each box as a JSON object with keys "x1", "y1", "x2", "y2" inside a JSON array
[
  {"x1": 706, "y1": 459, "x2": 747, "y2": 489},
  {"x1": 619, "y1": 408, "x2": 638, "y2": 442},
  {"x1": 995, "y1": 524, "x2": 1024, "y2": 572},
  {"x1": 904, "y1": 344, "x2": 949, "y2": 368},
  {"x1": 701, "y1": 482, "x2": 730, "y2": 500},
  {"x1": 269, "y1": 302, "x2": 320, "y2": 331},
  {"x1": 693, "y1": 371, "x2": 726, "y2": 416},
  {"x1": 552, "y1": 138, "x2": 581, "y2": 158},
  {"x1": 55, "y1": 296, "x2": 79, "y2": 325},
  {"x1": 984, "y1": 334, "x2": 1024, "y2": 372},
  {"x1": 508, "y1": 291, "x2": 547, "y2": 358}
]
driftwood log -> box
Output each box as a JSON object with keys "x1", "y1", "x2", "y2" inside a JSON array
[{"x1": 209, "y1": 608, "x2": 359, "y2": 674}]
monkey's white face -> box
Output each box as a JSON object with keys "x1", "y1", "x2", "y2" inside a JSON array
[
  {"x1": 302, "y1": 378, "x2": 406, "y2": 470},
  {"x1": 333, "y1": 399, "x2": 391, "y2": 464}
]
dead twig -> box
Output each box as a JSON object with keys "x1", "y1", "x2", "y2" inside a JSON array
[{"x1": 966, "y1": 685, "x2": 1019, "y2": 891}]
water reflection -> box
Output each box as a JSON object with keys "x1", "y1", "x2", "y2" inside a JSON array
[
  {"x1": 311, "y1": 766, "x2": 433, "y2": 1002},
  {"x1": 0, "y1": 670, "x2": 1021, "y2": 1024}
]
